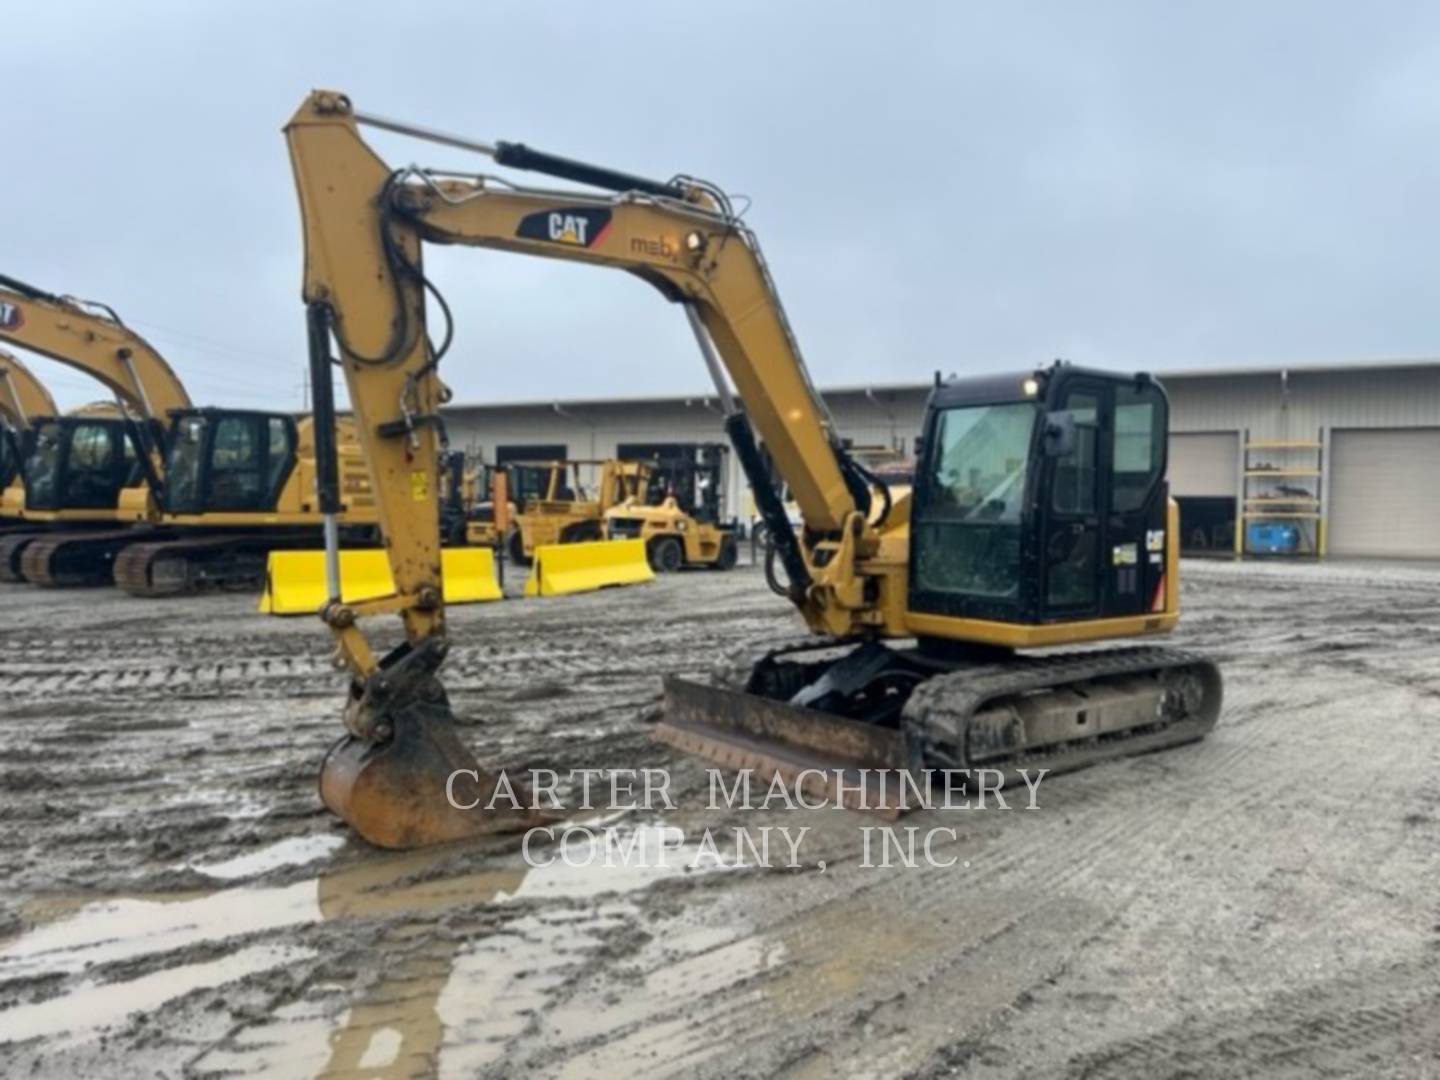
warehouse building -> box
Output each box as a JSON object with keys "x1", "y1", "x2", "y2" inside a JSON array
[{"x1": 442, "y1": 359, "x2": 1440, "y2": 560}]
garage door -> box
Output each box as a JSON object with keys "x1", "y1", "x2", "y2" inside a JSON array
[
  {"x1": 1168, "y1": 432, "x2": 1239, "y2": 495},
  {"x1": 1329, "y1": 428, "x2": 1440, "y2": 558}
]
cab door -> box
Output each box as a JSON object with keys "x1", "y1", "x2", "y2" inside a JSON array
[
  {"x1": 1040, "y1": 381, "x2": 1105, "y2": 620},
  {"x1": 1103, "y1": 380, "x2": 1168, "y2": 617}
]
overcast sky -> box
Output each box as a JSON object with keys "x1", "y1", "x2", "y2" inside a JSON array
[{"x1": 4, "y1": 1, "x2": 1437, "y2": 412}]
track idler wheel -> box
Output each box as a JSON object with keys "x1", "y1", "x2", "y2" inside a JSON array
[{"x1": 319, "y1": 639, "x2": 550, "y2": 849}]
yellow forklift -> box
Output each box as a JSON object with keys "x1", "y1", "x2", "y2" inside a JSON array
[{"x1": 604, "y1": 443, "x2": 738, "y2": 571}]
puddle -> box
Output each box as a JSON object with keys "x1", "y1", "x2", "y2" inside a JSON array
[
  {"x1": 0, "y1": 824, "x2": 738, "y2": 1053},
  {"x1": 193, "y1": 835, "x2": 348, "y2": 880},
  {"x1": 191, "y1": 903, "x2": 735, "y2": 1080},
  {"x1": 2, "y1": 826, "x2": 723, "y2": 978},
  {"x1": 194, "y1": 906, "x2": 785, "y2": 1078},
  {"x1": 2, "y1": 944, "x2": 314, "y2": 1047}
]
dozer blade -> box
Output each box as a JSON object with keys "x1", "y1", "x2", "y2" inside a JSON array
[
  {"x1": 524, "y1": 538, "x2": 654, "y2": 597},
  {"x1": 320, "y1": 640, "x2": 550, "y2": 849},
  {"x1": 656, "y1": 676, "x2": 911, "y2": 817},
  {"x1": 260, "y1": 549, "x2": 502, "y2": 615}
]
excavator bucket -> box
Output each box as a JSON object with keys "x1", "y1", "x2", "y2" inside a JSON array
[
  {"x1": 320, "y1": 640, "x2": 551, "y2": 849},
  {"x1": 523, "y1": 538, "x2": 654, "y2": 597},
  {"x1": 259, "y1": 548, "x2": 502, "y2": 614}
]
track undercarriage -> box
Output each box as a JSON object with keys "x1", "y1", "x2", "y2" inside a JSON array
[
  {"x1": 0, "y1": 526, "x2": 169, "y2": 585},
  {"x1": 656, "y1": 638, "x2": 1223, "y2": 814},
  {"x1": 2, "y1": 526, "x2": 380, "y2": 595},
  {"x1": 114, "y1": 533, "x2": 298, "y2": 597}
]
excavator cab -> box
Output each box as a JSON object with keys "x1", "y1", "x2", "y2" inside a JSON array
[
  {"x1": 909, "y1": 365, "x2": 1170, "y2": 628},
  {"x1": 16, "y1": 415, "x2": 143, "y2": 513},
  {"x1": 162, "y1": 409, "x2": 298, "y2": 515}
]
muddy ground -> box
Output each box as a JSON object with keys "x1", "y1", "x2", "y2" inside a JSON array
[{"x1": 0, "y1": 557, "x2": 1437, "y2": 1078}]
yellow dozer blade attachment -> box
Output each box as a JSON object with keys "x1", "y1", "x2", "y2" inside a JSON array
[
  {"x1": 523, "y1": 538, "x2": 653, "y2": 597},
  {"x1": 657, "y1": 675, "x2": 911, "y2": 817},
  {"x1": 259, "y1": 548, "x2": 502, "y2": 615}
]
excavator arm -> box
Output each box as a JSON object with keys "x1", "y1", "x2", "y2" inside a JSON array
[{"x1": 287, "y1": 92, "x2": 893, "y2": 657}]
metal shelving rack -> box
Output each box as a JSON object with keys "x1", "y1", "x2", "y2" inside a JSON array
[{"x1": 1238, "y1": 433, "x2": 1325, "y2": 557}]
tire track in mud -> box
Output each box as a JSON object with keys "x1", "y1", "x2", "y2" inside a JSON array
[
  {"x1": 488, "y1": 681, "x2": 1274, "y2": 1076},
  {"x1": 0, "y1": 571, "x2": 798, "y2": 902},
  {"x1": 501, "y1": 634, "x2": 1440, "y2": 1078},
  {"x1": 881, "y1": 658, "x2": 1440, "y2": 1076},
  {"x1": 1059, "y1": 959, "x2": 1440, "y2": 1079}
]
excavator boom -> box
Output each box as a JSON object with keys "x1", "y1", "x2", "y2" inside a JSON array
[
  {"x1": 0, "y1": 349, "x2": 57, "y2": 428},
  {"x1": 0, "y1": 274, "x2": 192, "y2": 420}
]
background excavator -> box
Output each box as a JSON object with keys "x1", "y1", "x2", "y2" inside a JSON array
[
  {"x1": 0, "y1": 274, "x2": 378, "y2": 592},
  {"x1": 286, "y1": 91, "x2": 1222, "y2": 848},
  {"x1": 0, "y1": 350, "x2": 57, "y2": 497},
  {"x1": 0, "y1": 279, "x2": 181, "y2": 582}
]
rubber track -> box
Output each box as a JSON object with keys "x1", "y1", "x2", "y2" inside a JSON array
[
  {"x1": 0, "y1": 531, "x2": 45, "y2": 582},
  {"x1": 112, "y1": 535, "x2": 262, "y2": 597},
  {"x1": 19, "y1": 528, "x2": 162, "y2": 587},
  {"x1": 901, "y1": 645, "x2": 1220, "y2": 776}
]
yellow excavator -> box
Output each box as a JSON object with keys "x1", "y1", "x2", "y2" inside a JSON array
[
  {"x1": 0, "y1": 279, "x2": 182, "y2": 582},
  {"x1": 0, "y1": 350, "x2": 57, "y2": 499},
  {"x1": 286, "y1": 91, "x2": 1222, "y2": 848},
  {"x1": 0, "y1": 274, "x2": 378, "y2": 591}
]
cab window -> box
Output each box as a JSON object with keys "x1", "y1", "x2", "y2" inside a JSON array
[
  {"x1": 266, "y1": 417, "x2": 294, "y2": 497},
  {"x1": 166, "y1": 416, "x2": 207, "y2": 512},
  {"x1": 913, "y1": 402, "x2": 1036, "y2": 600},
  {"x1": 64, "y1": 422, "x2": 120, "y2": 508},
  {"x1": 1046, "y1": 390, "x2": 1101, "y2": 608},
  {"x1": 24, "y1": 425, "x2": 63, "y2": 506},
  {"x1": 1051, "y1": 393, "x2": 1098, "y2": 515},
  {"x1": 1112, "y1": 384, "x2": 1164, "y2": 512},
  {"x1": 208, "y1": 416, "x2": 264, "y2": 510}
]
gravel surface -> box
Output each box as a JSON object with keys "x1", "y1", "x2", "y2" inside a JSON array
[{"x1": 0, "y1": 558, "x2": 1437, "y2": 1078}]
